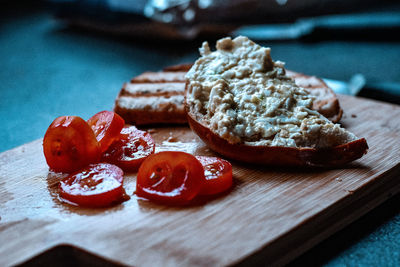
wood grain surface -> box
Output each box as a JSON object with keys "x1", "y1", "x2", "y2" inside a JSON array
[{"x1": 1, "y1": 95, "x2": 400, "y2": 267}]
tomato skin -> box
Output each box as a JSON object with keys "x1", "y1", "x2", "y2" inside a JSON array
[
  {"x1": 43, "y1": 116, "x2": 101, "y2": 173},
  {"x1": 87, "y1": 111, "x2": 125, "y2": 153},
  {"x1": 136, "y1": 151, "x2": 206, "y2": 205},
  {"x1": 59, "y1": 163, "x2": 124, "y2": 208},
  {"x1": 102, "y1": 126, "x2": 155, "y2": 172},
  {"x1": 196, "y1": 156, "x2": 233, "y2": 195}
]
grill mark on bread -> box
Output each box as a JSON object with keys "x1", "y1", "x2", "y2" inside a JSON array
[
  {"x1": 117, "y1": 95, "x2": 185, "y2": 110},
  {"x1": 121, "y1": 82, "x2": 185, "y2": 97},
  {"x1": 131, "y1": 71, "x2": 186, "y2": 83}
]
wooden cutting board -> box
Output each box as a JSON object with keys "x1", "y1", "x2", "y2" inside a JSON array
[{"x1": 1, "y1": 95, "x2": 400, "y2": 267}]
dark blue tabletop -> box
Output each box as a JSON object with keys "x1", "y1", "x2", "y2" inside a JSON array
[{"x1": 1, "y1": 3, "x2": 400, "y2": 266}]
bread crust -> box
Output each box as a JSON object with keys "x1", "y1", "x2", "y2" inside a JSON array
[{"x1": 186, "y1": 112, "x2": 368, "y2": 167}]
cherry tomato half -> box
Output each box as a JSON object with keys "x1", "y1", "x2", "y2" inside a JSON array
[
  {"x1": 102, "y1": 126, "x2": 155, "y2": 172},
  {"x1": 196, "y1": 156, "x2": 233, "y2": 195},
  {"x1": 87, "y1": 111, "x2": 125, "y2": 153},
  {"x1": 59, "y1": 163, "x2": 124, "y2": 208},
  {"x1": 136, "y1": 151, "x2": 206, "y2": 205},
  {"x1": 43, "y1": 116, "x2": 101, "y2": 173}
]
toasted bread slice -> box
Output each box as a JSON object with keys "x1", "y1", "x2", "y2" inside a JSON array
[
  {"x1": 185, "y1": 36, "x2": 367, "y2": 167},
  {"x1": 114, "y1": 65, "x2": 342, "y2": 125},
  {"x1": 162, "y1": 64, "x2": 344, "y2": 124}
]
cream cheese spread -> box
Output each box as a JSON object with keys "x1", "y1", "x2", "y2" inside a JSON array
[{"x1": 186, "y1": 36, "x2": 357, "y2": 148}]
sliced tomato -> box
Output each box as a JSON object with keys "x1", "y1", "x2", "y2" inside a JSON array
[
  {"x1": 136, "y1": 151, "x2": 206, "y2": 205},
  {"x1": 196, "y1": 156, "x2": 233, "y2": 195},
  {"x1": 43, "y1": 116, "x2": 101, "y2": 173},
  {"x1": 87, "y1": 111, "x2": 125, "y2": 153},
  {"x1": 59, "y1": 163, "x2": 125, "y2": 208},
  {"x1": 102, "y1": 126, "x2": 155, "y2": 172}
]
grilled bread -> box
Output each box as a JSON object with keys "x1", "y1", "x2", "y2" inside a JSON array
[
  {"x1": 114, "y1": 72, "x2": 187, "y2": 125},
  {"x1": 185, "y1": 36, "x2": 367, "y2": 167},
  {"x1": 114, "y1": 65, "x2": 342, "y2": 125}
]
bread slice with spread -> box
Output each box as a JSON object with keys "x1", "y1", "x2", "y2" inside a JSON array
[
  {"x1": 185, "y1": 36, "x2": 368, "y2": 167},
  {"x1": 114, "y1": 64, "x2": 342, "y2": 126}
]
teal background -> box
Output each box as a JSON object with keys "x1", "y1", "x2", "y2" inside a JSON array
[{"x1": 1, "y1": 3, "x2": 399, "y2": 266}]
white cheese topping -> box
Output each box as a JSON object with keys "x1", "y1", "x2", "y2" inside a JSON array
[{"x1": 186, "y1": 36, "x2": 357, "y2": 148}]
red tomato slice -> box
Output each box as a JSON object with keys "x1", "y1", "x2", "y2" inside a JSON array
[
  {"x1": 43, "y1": 116, "x2": 101, "y2": 173},
  {"x1": 59, "y1": 163, "x2": 124, "y2": 208},
  {"x1": 102, "y1": 126, "x2": 155, "y2": 172},
  {"x1": 136, "y1": 151, "x2": 206, "y2": 205},
  {"x1": 196, "y1": 156, "x2": 233, "y2": 195},
  {"x1": 87, "y1": 111, "x2": 125, "y2": 153}
]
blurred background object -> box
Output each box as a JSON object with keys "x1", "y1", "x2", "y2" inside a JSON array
[
  {"x1": 47, "y1": 0, "x2": 400, "y2": 40},
  {"x1": 45, "y1": 0, "x2": 400, "y2": 103}
]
